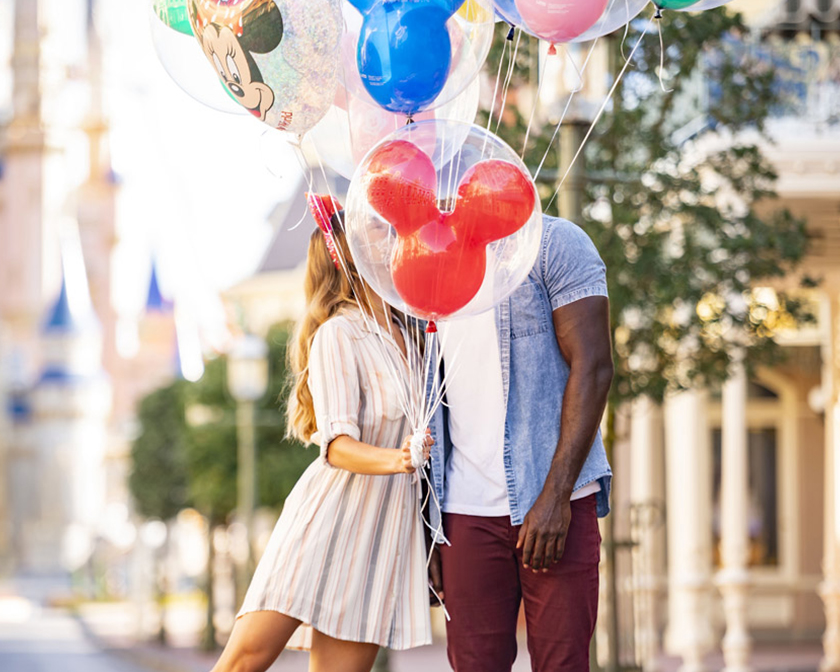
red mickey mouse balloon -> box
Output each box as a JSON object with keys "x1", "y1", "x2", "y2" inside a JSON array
[
  {"x1": 345, "y1": 120, "x2": 543, "y2": 323},
  {"x1": 363, "y1": 139, "x2": 536, "y2": 319}
]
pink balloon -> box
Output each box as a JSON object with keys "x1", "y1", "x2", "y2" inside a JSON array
[{"x1": 515, "y1": 0, "x2": 610, "y2": 44}]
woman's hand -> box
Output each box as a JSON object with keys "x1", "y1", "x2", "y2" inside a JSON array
[{"x1": 395, "y1": 430, "x2": 434, "y2": 474}]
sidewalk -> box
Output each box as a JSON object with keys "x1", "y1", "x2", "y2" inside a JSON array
[{"x1": 77, "y1": 601, "x2": 534, "y2": 672}]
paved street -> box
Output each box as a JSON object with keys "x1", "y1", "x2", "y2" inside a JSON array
[{"x1": 0, "y1": 599, "x2": 152, "y2": 672}]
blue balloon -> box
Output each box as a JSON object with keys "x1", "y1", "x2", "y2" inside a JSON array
[{"x1": 347, "y1": 0, "x2": 463, "y2": 115}]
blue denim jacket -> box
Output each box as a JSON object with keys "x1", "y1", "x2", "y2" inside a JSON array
[{"x1": 428, "y1": 217, "x2": 613, "y2": 532}]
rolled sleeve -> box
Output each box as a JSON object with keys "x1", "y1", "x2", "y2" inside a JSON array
[
  {"x1": 308, "y1": 321, "x2": 361, "y2": 465},
  {"x1": 541, "y1": 218, "x2": 608, "y2": 311}
]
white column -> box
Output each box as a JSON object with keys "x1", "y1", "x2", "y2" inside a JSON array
[
  {"x1": 822, "y1": 291, "x2": 840, "y2": 672},
  {"x1": 630, "y1": 396, "x2": 665, "y2": 672},
  {"x1": 664, "y1": 389, "x2": 714, "y2": 672},
  {"x1": 716, "y1": 351, "x2": 752, "y2": 672}
]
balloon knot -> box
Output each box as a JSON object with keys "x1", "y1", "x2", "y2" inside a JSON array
[
  {"x1": 426, "y1": 321, "x2": 437, "y2": 334},
  {"x1": 405, "y1": 115, "x2": 415, "y2": 126},
  {"x1": 654, "y1": 6, "x2": 663, "y2": 19},
  {"x1": 547, "y1": 44, "x2": 557, "y2": 56},
  {"x1": 506, "y1": 25, "x2": 515, "y2": 41}
]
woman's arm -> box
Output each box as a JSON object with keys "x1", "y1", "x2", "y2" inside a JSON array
[{"x1": 327, "y1": 432, "x2": 432, "y2": 475}]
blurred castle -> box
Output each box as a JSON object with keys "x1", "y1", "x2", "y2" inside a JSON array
[{"x1": 0, "y1": 0, "x2": 180, "y2": 575}]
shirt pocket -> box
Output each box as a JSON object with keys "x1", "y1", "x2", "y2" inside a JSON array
[{"x1": 510, "y1": 279, "x2": 551, "y2": 339}]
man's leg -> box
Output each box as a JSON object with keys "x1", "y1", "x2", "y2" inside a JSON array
[
  {"x1": 440, "y1": 513, "x2": 521, "y2": 672},
  {"x1": 518, "y1": 495, "x2": 601, "y2": 672}
]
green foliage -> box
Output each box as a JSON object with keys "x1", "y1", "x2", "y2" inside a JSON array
[
  {"x1": 129, "y1": 323, "x2": 315, "y2": 524},
  {"x1": 482, "y1": 9, "x2": 814, "y2": 406},
  {"x1": 129, "y1": 382, "x2": 190, "y2": 520},
  {"x1": 256, "y1": 324, "x2": 317, "y2": 508}
]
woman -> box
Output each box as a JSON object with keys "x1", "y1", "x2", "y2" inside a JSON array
[{"x1": 211, "y1": 202, "x2": 433, "y2": 672}]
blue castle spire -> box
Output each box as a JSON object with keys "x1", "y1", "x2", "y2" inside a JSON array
[{"x1": 146, "y1": 260, "x2": 174, "y2": 313}]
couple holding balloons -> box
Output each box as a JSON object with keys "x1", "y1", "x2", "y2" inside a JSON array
[
  {"x1": 174, "y1": 1, "x2": 617, "y2": 670},
  {"x1": 208, "y1": 135, "x2": 614, "y2": 672}
]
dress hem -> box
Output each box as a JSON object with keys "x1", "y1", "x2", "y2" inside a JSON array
[{"x1": 235, "y1": 606, "x2": 433, "y2": 652}]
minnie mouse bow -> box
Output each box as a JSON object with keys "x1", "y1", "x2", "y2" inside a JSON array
[{"x1": 306, "y1": 193, "x2": 343, "y2": 270}]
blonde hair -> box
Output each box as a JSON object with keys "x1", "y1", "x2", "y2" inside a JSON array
[{"x1": 287, "y1": 215, "x2": 368, "y2": 443}]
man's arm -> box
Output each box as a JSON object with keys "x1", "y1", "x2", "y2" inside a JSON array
[{"x1": 516, "y1": 295, "x2": 613, "y2": 571}]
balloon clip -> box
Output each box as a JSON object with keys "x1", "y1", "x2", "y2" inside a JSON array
[
  {"x1": 654, "y1": 6, "x2": 663, "y2": 19},
  {"x1": 426, "y1": 321, "x2": 438, "y2": 334},
  {"x1": 405, "y1": 115, "x2": 415, "y2": 126},
  {"x1": 506, "y1": 24, "x2": 515, "y2": 41},
  {"x1": 547, "y1": 44, "x2": 557, "y2": 56}
]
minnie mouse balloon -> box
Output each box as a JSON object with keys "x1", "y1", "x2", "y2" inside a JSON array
[
  {"x1": 187, "y1": 0, "x2": 342, "y2": 134},
  {"x1": 151, "y1": 0, "x2": 246, "y2": 113},
  {"x1": 345, "y1": 120, "x2": 543, "y2": 321}
]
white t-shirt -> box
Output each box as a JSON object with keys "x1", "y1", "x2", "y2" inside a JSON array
[
  {"x1": 440, "y1": 310, "x2": 601, "y2": 517},
  {"x1": 440, "y1": 310, "x2": 510, "y2": 516}
]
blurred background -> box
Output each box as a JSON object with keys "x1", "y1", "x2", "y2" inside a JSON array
[{"x1": 0, "y1": 1, "x2": 839, "y2": 671}]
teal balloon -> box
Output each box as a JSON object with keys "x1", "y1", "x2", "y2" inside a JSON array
[{"x1": 656, "y1": 0, "x2": 702, "y2": 9}]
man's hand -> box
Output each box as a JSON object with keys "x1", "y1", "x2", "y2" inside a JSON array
[
  {"x1": 428, "y1": 545, "x2": 444, "y2": 604},
  {"x1": 516, "y1": 494, "x2": 572, "y2": 572}
]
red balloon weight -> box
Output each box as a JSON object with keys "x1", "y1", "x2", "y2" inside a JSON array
[{"x1": 363, "y1": 140, "x2": 536, "y2": 318}]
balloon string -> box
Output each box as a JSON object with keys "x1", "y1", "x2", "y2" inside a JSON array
[
  {"x1": 656, "y1": 11, "x2": 673, "y2": 93},
  {"x1": 520, "y1": 45, "x2": 551, "y2": 160},
  {"x1": 532, "y1": 40, "x2": 596, "y2": 183},
  {"x1": 494, "y1": 29, "x2": 522, "y2": 138},
  {"x1": 545, "y1": 16, "x2": 653, "y2": 214},
  {"x1": 482, "y1": 33, "x2": 510, "y2": 157},
  {"x1": 621, "y1": 0, "x2": 652, "y2": 63},
  {"x1": 287, "y1": 143, "x2": 317, "y2": 231}
]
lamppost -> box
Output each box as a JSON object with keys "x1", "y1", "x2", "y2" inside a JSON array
[{"x1": 226, "y1": 334, "x2": 269, "y2": 603}]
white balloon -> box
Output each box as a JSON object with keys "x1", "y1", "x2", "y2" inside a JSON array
[{"x1": 307, "y1": 76, "x2": 482, "y2": 180}]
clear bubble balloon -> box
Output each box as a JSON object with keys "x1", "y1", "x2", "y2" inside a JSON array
[
  {"x1": 307, "y1": 76, "x2": 481, "y2": 180},
  {"x1": 345, "y1": 120, "x2": 543, "y2": 322},
  {"x1": 149, "y1": 2, "x2": 245, "y2": 114},
  {"x1": 571, "y1": 0, "x2": 651, "y2": 42},
  {"x1": 341, "y1": 0, "x2": 494, "y2": 116}
]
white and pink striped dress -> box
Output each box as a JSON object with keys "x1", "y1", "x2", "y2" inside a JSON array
[{"x1": 238, "y1": 308, "x2": 432, "y2": 651}]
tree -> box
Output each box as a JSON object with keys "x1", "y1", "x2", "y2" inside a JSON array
[
  {"x1": 483, "y1": 10, "x2": 814, "y2": 408},
  {"x1": 130, "y1": 382, "x2": 190, "y2": 521}
]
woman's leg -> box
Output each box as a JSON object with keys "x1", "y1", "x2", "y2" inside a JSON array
[
  {"x1": 210, "y1": 611, "x2": 302, "y2": 672},
  {"x1": 308, "y1": 629, "x2": 380, "y2": 672}
]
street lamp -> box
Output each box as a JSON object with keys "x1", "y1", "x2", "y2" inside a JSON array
[{"x1": 226, "y1": 334, "x2": 269, "y2": 601}]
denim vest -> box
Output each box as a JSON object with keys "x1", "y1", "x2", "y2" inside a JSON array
[{"x1": 428, "y1": 217, "x2": 613, "y2": 532}]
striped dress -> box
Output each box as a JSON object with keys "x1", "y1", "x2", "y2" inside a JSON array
[{"x1": 238, "y1": 308, "x2": 432, "y2": 651}]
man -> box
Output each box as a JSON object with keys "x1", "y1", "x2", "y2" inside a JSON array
[{"x1": 428, "y1": 215, "x2": 614, "y2": 671}]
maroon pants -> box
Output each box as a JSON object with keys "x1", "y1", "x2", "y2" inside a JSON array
[{"x1": 439, "y1": 495, "x2": 601, "y2": 672}]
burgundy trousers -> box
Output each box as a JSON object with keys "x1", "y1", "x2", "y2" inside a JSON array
[{"x1": 439, "y1": 495, "x2": 601, "y2": 672}]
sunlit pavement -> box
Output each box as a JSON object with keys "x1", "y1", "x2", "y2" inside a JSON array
[{"x1": 0, "y1": 597, "x2": 153, "y2": 672}]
